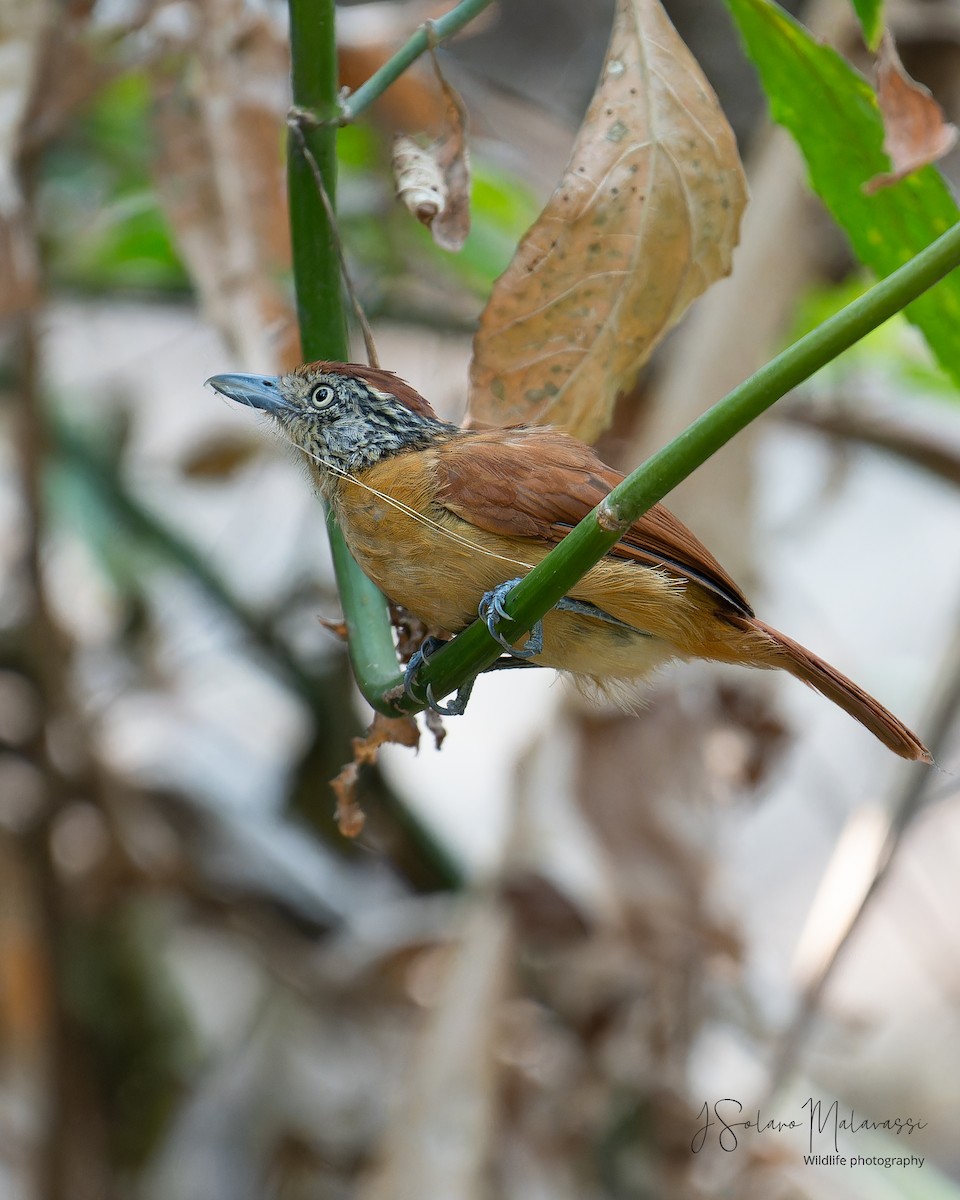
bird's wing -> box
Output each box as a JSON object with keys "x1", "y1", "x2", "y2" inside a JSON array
[{"x1": 435, "y1": 428, "x2": 753, "y2": 617}]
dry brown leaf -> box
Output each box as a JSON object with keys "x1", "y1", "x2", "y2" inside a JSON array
[
  {"x1": 391, "y1": 52, "x2": 470, "y2": 252},
  {"x1": 427, "y1": 52, "x2": 471, "y2": 252},
  {"x1": 330, "y1": 713, "x2": 421, "y2": 838},
  {"x1": 331, "y1": 762, "x2": 365, "y2": 839},
  {"x1": 865, "y1": 31, "x2": 958, "y2": 194},
  {"x1": 357, "y1": 713, "x2": 421, "y2": 763},
  {"x1": 465, "y1": 0, "x2": 747, "y2": 442}
]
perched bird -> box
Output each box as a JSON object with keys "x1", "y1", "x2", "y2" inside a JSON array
[{"x1": 207, "y1": 361, "x2": 930, "y2": 761}]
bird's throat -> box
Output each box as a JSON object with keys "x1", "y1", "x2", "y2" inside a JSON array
[{"x1": 303, "y1": 409, "x2": 459, "y2": 491}]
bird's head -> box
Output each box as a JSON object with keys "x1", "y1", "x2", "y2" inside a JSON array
[{"x1": 206, "y1": 361, "x2": 454, "y2": 484}]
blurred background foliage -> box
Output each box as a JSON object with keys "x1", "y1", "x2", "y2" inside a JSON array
[
  {"x1": 3, "y1": 2, "x2": 960, "y2": 1199},
  {"x1": 40, "y1": 73, "x2": 190, "y2": 294}
]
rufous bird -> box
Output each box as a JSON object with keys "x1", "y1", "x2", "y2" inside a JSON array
[{"x1": 207, "y1": 361, "x2": 930, "y2": 762}]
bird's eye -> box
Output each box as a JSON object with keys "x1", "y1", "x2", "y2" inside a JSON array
[{"x1": 311, "y1": 384, "x2": 335, "y2": 409}]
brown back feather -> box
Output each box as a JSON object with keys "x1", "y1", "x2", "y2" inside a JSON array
[{"x1": 437, "y1": 427, "x2": 753, "y2": 616}]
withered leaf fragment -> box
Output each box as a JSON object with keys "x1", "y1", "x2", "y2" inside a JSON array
[
  {"x1": 391, "y1": 51, "x2": 470, "y2": 252},
  {"x1": 865, "y1": 31, "x2": 958, "y2": 194},
  {"x1": 330, "y1": 713, "x2": 421, "y2": 838}
]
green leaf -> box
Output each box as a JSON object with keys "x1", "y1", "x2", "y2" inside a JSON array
[
  {"x1": 851, "y1": 0, "x2": 884, "y2": 50},
  {"x1": 724, "y1": 0, "x2": 960, "y2": 392}
]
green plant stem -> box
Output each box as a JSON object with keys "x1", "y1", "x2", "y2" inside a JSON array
[
  {"x1": 286, "y1": 0, "x2": 463, "y2": 887},
  {"x1": 288, "y1": 0, "x2": 346, "y2": 357},
  {"x1": 340, "y1": 0, "x2": 496, "y2": 122},
  {"x1": 287, "y1": 0, "x2": 400, "y2": 704},
  {"x1": 384, "y1": 219, "x2": 960, "y2": 715}
]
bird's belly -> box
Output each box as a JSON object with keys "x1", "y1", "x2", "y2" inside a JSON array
[
  {"x1": 334, "y1": 485, "x2": 524, "y2": 631},
  {"x1": 535, "y1": 609, "x2": 678, "y2": 680},
  {"x1": 332, "y1": 478, "x2": 692, "y2": 680}
]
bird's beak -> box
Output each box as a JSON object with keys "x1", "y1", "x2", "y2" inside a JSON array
[{"x1": 206, "y1": 372, "x2": 285, "y2": 414}]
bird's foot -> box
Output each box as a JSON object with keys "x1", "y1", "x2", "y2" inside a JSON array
[
  {"x1": 553, "y1": 596, "x2": 641, "y2": 633},
  {"x1": 478, "y1": 578, "x2": 543, "y2": 659},
  {"x1": 403, "y1": 636, "x2": 475, "y2": 716}
]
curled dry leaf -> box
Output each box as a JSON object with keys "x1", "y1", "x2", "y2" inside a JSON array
[
  {"x1": 466, "y1": 0, "x2": 747, "y2": 443},
  {"x1": 865, "y1": 31, "x2": 958, "y2": 194},
  {"x1": 330, "y1": 713, "x2": 421, "y2": 838},
  {"x1": 391, "y1": 52, "x2": 470, "y2": 252},
  {"x1": 392, "y1": 133, "x2": 446, "y2": 222}
]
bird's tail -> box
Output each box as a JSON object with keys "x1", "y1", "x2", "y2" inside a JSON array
[{"x1": 734, "y1": 617, "x2": 931, "y2": 762}]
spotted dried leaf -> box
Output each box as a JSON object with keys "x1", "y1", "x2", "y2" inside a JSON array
[
  {"x1": 865, "y1": 32, "x2": 958, "y2": 194},
  {"x1": 466, "y1": 0, "x2": 747, "y2": 442},
  {"x1": 330, "y1": 713, "x2": 421, "y2": 838}
]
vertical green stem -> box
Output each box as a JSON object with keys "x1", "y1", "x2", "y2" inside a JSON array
[
  {"x1": 287, "y1": 0, "x2": 401, "y2": 706},
  {"x1": 287, "y1": 0, "x2": 347, "y2": 361},
  {"x1": 286, "y1": 1, "x2": 463, "y2": 886}
]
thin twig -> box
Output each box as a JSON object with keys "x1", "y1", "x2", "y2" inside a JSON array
[
  {"x1": 289, "y1": 114, "x2": 379, "y2": 367},
  {"x1": 339, "y1": 0, "x2": 496, "y2": 122}
]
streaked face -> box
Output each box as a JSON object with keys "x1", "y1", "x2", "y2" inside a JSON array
[{"x1": 207, "y1": 366, "x2": 446, "y2": 478}]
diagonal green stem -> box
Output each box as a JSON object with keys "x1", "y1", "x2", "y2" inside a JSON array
[
  {"x1": 377, "y1": 219, "x2": 960, "y2": 715},
  {"x1": 340, "y1": 0, "x2": 496, "y2": 122}
]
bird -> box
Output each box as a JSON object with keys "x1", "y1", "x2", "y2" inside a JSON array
[{"x1": 207, "y1": 360, "x2": 930, "y2": 762}]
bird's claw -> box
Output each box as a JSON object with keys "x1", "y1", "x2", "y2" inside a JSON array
[
  {"x1": 403, "y1": 578, "x2": 545, "y2": 714},
  {"x1": 478, "y1": 578, "x2": 543, "y2": 659},
  {"x1": 403, "y1": 636, "x2": 475, "y2": 716}
]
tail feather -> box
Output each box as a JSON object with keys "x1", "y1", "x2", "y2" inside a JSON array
[{"x1": 743, "y1": 618, "x2": 931, "y2": 762}]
